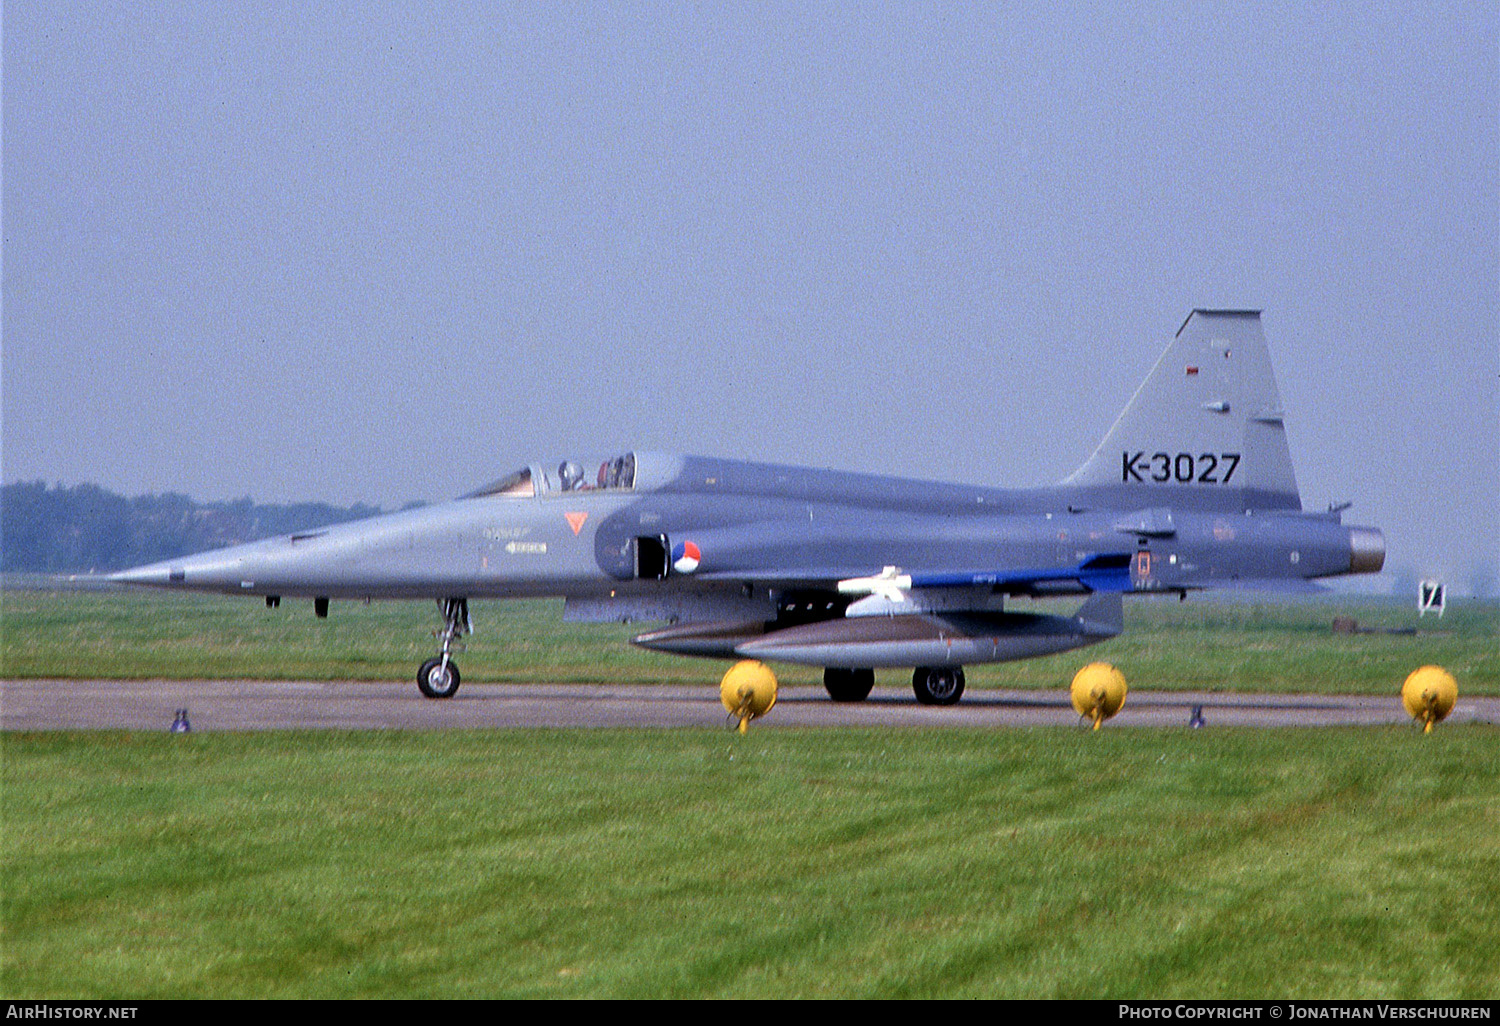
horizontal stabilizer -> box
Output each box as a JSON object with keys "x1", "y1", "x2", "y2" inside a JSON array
[{"x1": 1195, "y1": 578, "x2": 1329, "y2": 595}]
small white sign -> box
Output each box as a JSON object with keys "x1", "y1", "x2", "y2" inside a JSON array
[{"x1": 1418, "y1": 580, "x2": 1445, "y2": 617}]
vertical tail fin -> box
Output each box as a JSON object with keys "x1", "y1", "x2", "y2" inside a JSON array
[{"x1": 1063, "y1": 310, "x2": 1302, "y2": 512}]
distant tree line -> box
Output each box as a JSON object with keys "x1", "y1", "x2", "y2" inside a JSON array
[{"x1": 0, "y1": 481, "x2": 387, "y2": 573}]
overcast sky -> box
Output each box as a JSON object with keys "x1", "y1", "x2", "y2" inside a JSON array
[{"x1": 4, "y1": 3, "x2": 1496, "y2": 592}]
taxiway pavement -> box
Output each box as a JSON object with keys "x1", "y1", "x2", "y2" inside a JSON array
[{"x1": 4, "y1": 679, "x2": 1497, "y2": 732}]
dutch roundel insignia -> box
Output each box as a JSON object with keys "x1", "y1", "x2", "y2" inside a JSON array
[{"x1": 672, "y1": 540, "x2": 701, "y2": 574}]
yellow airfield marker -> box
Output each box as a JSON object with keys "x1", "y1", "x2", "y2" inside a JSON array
[
  {"x1": 1402, "y1": 665, "x2": 1457, "y2": 734},
  {"x1": 721, "y1": 660, "x2": 778, "y2": 733},
  {"x1": 1071, "y1": 662, "x2": 1127, "y2": 730}
]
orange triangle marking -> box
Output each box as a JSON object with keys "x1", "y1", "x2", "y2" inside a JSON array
[{"x1": 564, "y1": 511, "x2": 588, "y2": 536}]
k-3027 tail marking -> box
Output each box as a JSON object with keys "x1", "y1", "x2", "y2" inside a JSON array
[{"x1": 1122, "y1": 451, "x2": 1241, "y2": 484}]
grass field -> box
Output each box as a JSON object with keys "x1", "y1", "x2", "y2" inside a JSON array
[
  {"x1": 3, "y1": 588, "x2": 1496, "y2": 694},
  {"x1": 4, "y1": 726, "x2": 1498, "y2": 999}
]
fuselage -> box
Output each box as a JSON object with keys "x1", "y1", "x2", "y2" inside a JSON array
[
  {"x1": 113, "y1": 451, "x2": 1382, "y2": 605},
  {"x1": 106, "y1": 310, "x2": 1390, "y2": 700}
]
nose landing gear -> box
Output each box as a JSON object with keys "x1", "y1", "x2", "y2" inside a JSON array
[{"x1": 418, "y1": 597, "x2": 470, "y2": 699}]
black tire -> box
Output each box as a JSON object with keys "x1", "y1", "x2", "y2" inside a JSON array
[
  {"x1": 912, "y1": 666, "x2": 964, "y2": 706},
  {"x1": 418, "y1": 657, "x2": 461, "y2": 699},
  {"x1": 824, "y1": 667, "x2": 875, "y2": 702}
]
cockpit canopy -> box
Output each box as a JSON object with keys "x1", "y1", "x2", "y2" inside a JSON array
[{"x1": 466, "y1": 453, "x2": 637, "y2": 499}]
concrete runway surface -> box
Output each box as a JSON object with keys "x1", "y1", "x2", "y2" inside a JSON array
[{"x1": 3, "y1": 679, "x2": 1497, "y2": 732}]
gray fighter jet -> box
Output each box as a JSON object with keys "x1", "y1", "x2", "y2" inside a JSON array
[{"x1": 113, "y1": 310, "x2": 1385, "y2": 703}]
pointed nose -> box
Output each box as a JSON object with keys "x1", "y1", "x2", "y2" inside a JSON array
[
  {"x1": 110, "y1": 549, "x2": 249, "y2": 591},
  {"x1": 110, "y1": 562, "x2": 186, "y2": 587}
]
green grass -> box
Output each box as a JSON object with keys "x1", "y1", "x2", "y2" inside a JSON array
[
  {"x1": 3, "y1": 727, "x2": 1497, "y2": 998},
  {"x1": 5, "y1": 593, "x2": 1497, "y2": 997},
  {"x1": 2, "y1": 589, "x2": 1496, "y2": 694}
]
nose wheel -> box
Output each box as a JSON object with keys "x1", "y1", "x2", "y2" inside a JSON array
[
  {"x1": 418, "y1": 597, "x2": 470, "y2": 699},
  {"x1": 418, "y1": 656, "x2": 461, "y2": 698}
]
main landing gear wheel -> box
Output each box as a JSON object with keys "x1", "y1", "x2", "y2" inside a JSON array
[
  {"x1": 417, "y1": 597, "x2": 470, "y2": 699},
  {"x1": 824, "y1": 668, "x2": 875, "y2": 702},
  {"x1": 418, "y1": 657, "x2": 461, "y2": 699},
  {"x1": 913, "y1": 666, "x2": 965, "y2": 706}
]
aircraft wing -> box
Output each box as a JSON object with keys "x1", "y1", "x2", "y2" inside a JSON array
[
  {"x1": 908, "y1": 553, "x2": 1134, "y2": 594},
  {"x1": 694, "y1": 552, "x2": 1133, "y2": 600}
]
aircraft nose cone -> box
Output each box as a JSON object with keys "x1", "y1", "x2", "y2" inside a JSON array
[
  {"x1": 110, "y1": 550, "x2": 248, "y2": 591},
  {"x1": 110, "y1": 562, "x2": 185, "y2": 587}
]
